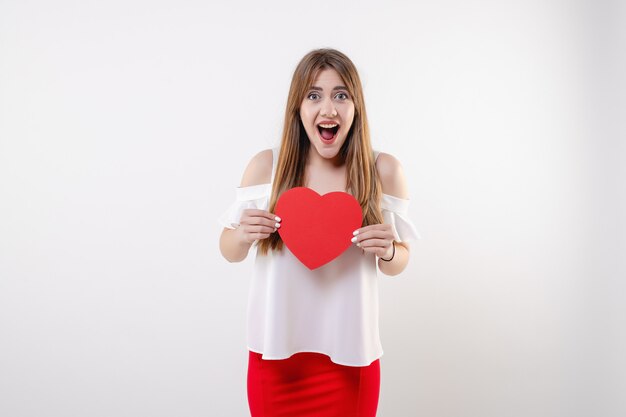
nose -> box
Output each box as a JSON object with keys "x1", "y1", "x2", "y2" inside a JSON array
[{"x1": 320, "y1": 97, "x2": 337, "y2": 118}]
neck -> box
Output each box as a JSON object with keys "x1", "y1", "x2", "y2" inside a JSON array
[
  {"x1": 306, "y1": 146, "x2": 345, "y2": 169},
  {"x1": 303, "y1": 147, "x2": 349, "y2": 194}
]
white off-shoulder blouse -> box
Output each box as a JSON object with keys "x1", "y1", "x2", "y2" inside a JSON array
[{"x1": 219, "y1": 148, "x2": 422, "y2": 367}]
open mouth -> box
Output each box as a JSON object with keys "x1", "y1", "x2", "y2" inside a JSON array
[{"x1": 317, "y1": 123, "x2": 340, "y2": 143}]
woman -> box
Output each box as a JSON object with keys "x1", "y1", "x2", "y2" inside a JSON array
[{"x1": 219, "y1": 48, "x2": 421, "y2": 417}]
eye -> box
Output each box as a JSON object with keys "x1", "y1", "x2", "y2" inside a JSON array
[
  {"x1": 307, "y1": 92, "x2": 320, "y2": 100},
  {"x1": 335, "y1": 92, "x2": 349, "y2": 100}
]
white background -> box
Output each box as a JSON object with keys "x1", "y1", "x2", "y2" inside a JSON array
[{"x1": 1, "y1": 1, "x2": 624, "y2": 416}]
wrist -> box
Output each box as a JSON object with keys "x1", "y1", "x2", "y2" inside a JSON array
[
  {"x1": 379, "y1": 241, "x2": 395, "y2": 262},
  {"x1": 234, "y1": 227, "x2": 253, "y2": 248}
]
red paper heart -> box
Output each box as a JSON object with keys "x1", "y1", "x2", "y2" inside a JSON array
[{"x1": 275, "y1": 187, "x2": 363, "y2": 270}]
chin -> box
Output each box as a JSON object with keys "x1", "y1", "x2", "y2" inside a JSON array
[
  {"x1": 318, "y1": 144, "x2": 338, "y2": 156},
  {"x1": 311, "y1": 140, "x2": 344, "y2": 160}
]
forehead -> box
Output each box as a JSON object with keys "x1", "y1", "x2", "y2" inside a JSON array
[{"x1": 310, "y1": 67, "x2": 345, "y2": 87}]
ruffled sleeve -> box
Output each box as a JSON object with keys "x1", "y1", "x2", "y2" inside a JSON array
[
  {"x1": 381, "y1": 193, "x2": 423, "y2": 242},
  {"x1": 218, "y1": 183, "x2": 272, "y2": 229}
]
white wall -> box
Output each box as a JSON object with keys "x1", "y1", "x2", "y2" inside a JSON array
[{"x1": 1, "y1": 1, "x2": 624, "y2": 416}]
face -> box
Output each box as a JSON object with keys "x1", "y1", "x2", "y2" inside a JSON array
[{"x1": 299, "y1": 67, "x2": 355, "y2": 161}]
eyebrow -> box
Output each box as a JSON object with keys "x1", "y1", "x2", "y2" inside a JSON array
[{"x1": 310, "y1": 86, "x2": 349, "y2": 91}]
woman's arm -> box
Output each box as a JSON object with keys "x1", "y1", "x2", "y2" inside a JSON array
[
  {"x1": 350, "y1": 152, "x2": 412, "y2": 275},
  {"x1": 219, "y1": 149, "x2": 276, "y2": 262},
  {"x1": 375, "y1": 152, "x2": 411, "y2": 276},
  {"x1": 355, "y1": 153, "x2": 410, "y2": 275}
]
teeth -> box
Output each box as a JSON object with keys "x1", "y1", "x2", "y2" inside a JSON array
[{"x1": 318, "y1": 123, "x2": 338, "y2": 128}]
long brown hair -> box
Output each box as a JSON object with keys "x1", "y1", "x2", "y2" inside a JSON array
[{"x1": 258, "y1": 48, "x2": 383, "y2": 255}]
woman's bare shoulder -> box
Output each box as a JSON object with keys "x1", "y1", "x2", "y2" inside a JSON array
[
  {"x1": 240, "y1": 149, "x2": 273, "y2": 187},
  {"x1": 375, "y1": 152, "x2": 409, "y2": 199}
]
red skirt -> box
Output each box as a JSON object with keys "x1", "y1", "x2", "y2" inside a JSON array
[{"x1": 247, "y1": 350, "x2": 380, "y2": 417}]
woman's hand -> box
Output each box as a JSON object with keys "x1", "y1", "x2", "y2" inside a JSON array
[
  {"x1": 351, "y1": 224, "x2": 395, "y2": 259},
  {"x1": 236, "y1": 209, "x2": 281, "y2": 245}
]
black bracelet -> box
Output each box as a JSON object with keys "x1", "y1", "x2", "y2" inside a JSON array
[{"x1": 380, "y1": 241, "x2": 395, "y2": 262}]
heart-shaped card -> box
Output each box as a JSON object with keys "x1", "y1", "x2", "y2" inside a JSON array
[{"x1": 274, "y1": 187, "x2": 363, "y2": 270}]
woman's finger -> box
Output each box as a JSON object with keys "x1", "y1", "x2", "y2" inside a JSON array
[
  {"x1": 250, "y1": 232, "x2": 271, "y2": 242},
  {"x1": 240, "y1": 215, "x2": 281, "y2": 229},
  {"x1": 357, "y1": 238, "x2": 391, "y2": 249},
  {"x1": 352, "y1": 230, "x2": 394, "y2": 244},
  {"x1": 354, "y1": 223, "x2": 391, "y2": 234},
  {"x1": 360, "y1": 246, "x2": 391, "y2": 258},
  {"x1": 244, "y1": 225, "x2": 276, "y2": 235},
  {"x1": 241, "y1": 209, "x2": 282, "y2": 223}
]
